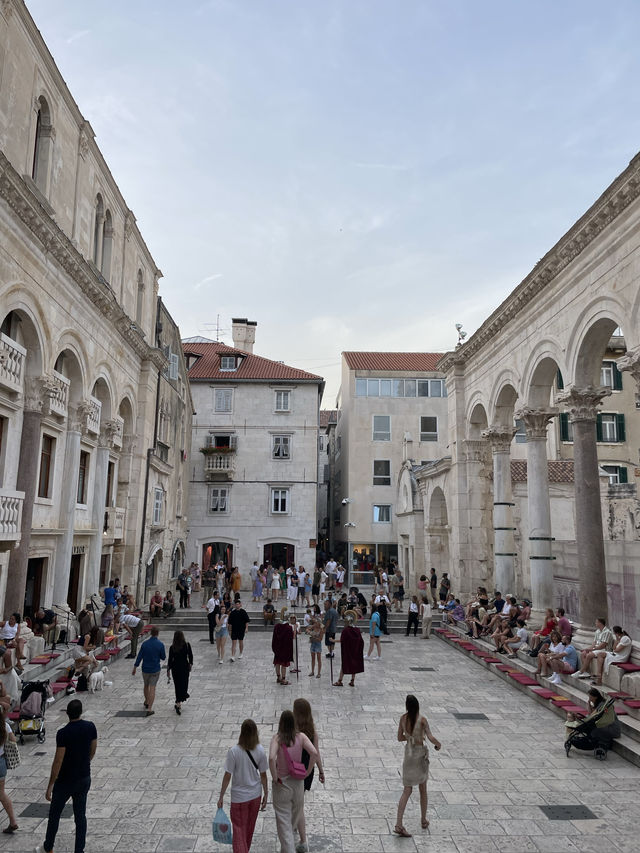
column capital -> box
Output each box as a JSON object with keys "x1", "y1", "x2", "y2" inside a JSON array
[
  {"x1": 514, "y1": 406, "x2": 558, "y2": 440},
  {"x1": 481, "y1": 425, "x2": 517, "y2": 453},
  {"x1": 68, "y1": 400, "x2": 92, "y2": 434},
  {"x1": 99, "y1": 418, "x2": 122, "y2": 449},
  {"x1": 23, "y1": 374, "x2": 60, "y2": 414},
  {"x1": 618, "y1": 348, "x2": 640, "y2": 403},
  {"x1": 463, "y1": 438, "x2": 490, "y2": 463},
  {"x1": 557, "y1": 385, "x2": 611, "y2": 423}
]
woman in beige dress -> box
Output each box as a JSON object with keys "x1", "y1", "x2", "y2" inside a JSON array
[{"x1": 394, "y1": 694, "x2": 441, "y2": 837}]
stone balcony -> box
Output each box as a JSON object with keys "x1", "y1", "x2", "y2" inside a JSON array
[
  {"x1": 203, "y1": 452, "x2": 236, "y2": 480},
  {"x1": 0, "y1": 334, "x2": 26, "y2": 394},
  {"x1": 50, "y1": 370, "x2": 70, "y2": 418},
  {"x1": 104, "y1": 506, "x2": 125, "y2": 540},
  {"x1": 0, "y1": 489, "x2": 25, "y2": 545}
]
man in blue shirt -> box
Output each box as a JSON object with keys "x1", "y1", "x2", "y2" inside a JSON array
[
  {"x1": 548, "y1": 634, "x2": 580, "y2": 685},
  {"x1": 38, "y1": 699, "x2": 97, "y2": 853},
  {"x1": 103, "y1": 580, "x2": 117, "y2": 607},
  {"x1": 131, "y1": 626, "x2": 166, "y2": 716}
]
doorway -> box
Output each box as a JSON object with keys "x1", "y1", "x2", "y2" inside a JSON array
[
  {"x1": 99, "y1": 553, "x2": 111, "y2": 590},
  {"x1": 264, "y1": 543, "x2": 294, "y2": 569},
  {"x1": 24, "y1": 557, "x2": 46, "y2": 618},
  {"x1": 67, "y1": 554, "x2": 82, "y2": 612},
  {"x1": 202, "y1": 542, "x2": 234, "y2": 568}
]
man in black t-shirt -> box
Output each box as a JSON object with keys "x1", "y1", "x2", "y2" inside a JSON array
[
  {"x1": 228, "y1": 599, "x2": 250, "y2": 661},
  {"x1": 39, "y1": 699, "x2": 97, "y2": 853}
]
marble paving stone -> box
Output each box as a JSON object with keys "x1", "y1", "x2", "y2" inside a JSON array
[{"x1": 3, "y1": 626, "x2": 640, "y2": 853}]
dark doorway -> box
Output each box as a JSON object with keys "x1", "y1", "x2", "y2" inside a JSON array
[
  {"x1": 264, "y1": 543, "x2": 294, "y2": 569},
  {"x1": 99, "y1": 553, "x2": 111, "y2": 590},
  {"x1": 24, "y1": 557, "x2": 45, "y2": 618},
  {"x1": 202, "y1": 542, "x2": 233, "y2": 568},
  {"x1": 67, "y1": 554, "x2": 82, "y2": 612}
]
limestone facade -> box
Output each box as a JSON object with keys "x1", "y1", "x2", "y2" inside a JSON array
[
  {"x1": 316, "y1": 409, "x2": 336, "y2": 557},
  {"x1": 0, "y1": 0, "x2": 189, "y2": 617},
  {"x1": 184, "y1": 322, "x2": 323, "y2": 576}
]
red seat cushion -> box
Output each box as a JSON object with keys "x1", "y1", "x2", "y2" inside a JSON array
[
  {"x1": 622, "y1": 699, "x2": 640, "y2": 708},
  {"x1": 51, "y1": 683, "x2": 67, "y2": 694},
  {"x1": 561, "y1": 704, "x2": 587, "y2": 714},
  {"x1": 95, "y1": 653, "x2": 110, "y2": 661},
  {"x1": 614, "y1": 706, "x2": 629, "y2": 715},
  {"x1": 531, "y1": 687, "x2": 555, "y2": 698},
  {"x1": 7, "y1": 712, "x2": 19, "y2": 721},
  {"x1": 107, "y1": 648, "x2": 121, "y2": 655},
  {"x1": 607, "y1": 691, "x2": 631, "y2": 699},
  {"x1": 29, "y1": 656, "x2": 52, "y2": 664},
  {"x1": 616, "y1": 663, "x2": 640, "y2": 672},
  {"x1": 54, "y1": 676, "x2": 71, "y2": 683}
]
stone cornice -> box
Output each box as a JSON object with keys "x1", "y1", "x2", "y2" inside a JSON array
[
  {"x1": 415, "y1": 456, "x2": 452, "y2": 483},
  {"x1": 0, "y1": 152, "x2": 165, "y2": 371},
  {"x1": 439, "y1": 151, "x2": 640, "y2": 373}
]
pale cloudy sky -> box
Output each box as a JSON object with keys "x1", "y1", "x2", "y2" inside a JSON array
[{"x1": 28, "y1": 0, "x2": 640, "y2": 402}]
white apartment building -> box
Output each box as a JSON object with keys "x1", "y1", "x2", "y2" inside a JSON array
[
  {"x1": 185, "y1": 320, "x2": 324, "y2": 575},
  {"x1": 0, "y1": 0, "x2": 189, "y2": 618},
  {"x1": 333, "y1": 351, "x2": 447, "y2": 589}
]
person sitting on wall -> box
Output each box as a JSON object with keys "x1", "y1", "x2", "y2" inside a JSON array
[
  {"x1": 263, "y1": 599, "x2": 275, "y2": 627},
  {"x1": 149, "y1": 590, "x2": 163, "y2": 619},
  {"x1": 162, "y1": 591, "x2": 176, "y2": 618},
  {"x1": 32, "y1": 608, "x2": 58, "y2": 647}
]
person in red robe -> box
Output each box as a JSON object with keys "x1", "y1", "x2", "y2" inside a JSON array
[
  {"x1": 272, "y1": 619, "x2": 294, "y2": 685},
  {"x1": 333, "y1": 612, "x2": 364, "y2": 687}
]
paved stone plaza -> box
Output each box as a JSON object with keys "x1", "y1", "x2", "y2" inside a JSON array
[{"x1": 3, "y1": 626, "x2": 640, "y2": 853}]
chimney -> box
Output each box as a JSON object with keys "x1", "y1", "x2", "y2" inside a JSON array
[{"x1": 231, "y1": 318, "x2": 257, "y2": 354}]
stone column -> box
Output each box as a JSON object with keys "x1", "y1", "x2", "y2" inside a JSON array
[
  {"x1": 482, "y1": 427, "x2": 517, "y2": 596},
  {"x1": 86, "y1": 421, "x2": 119, "y2": 600},
  {"x1": 52, "y1": 403, "x2": 90, "y2": 607},
  {"x1": 6, "y1": 376, "x2": 58, "y2": 616},
  {"x1": 516, "y1": 407, "x2": 558, "y2": 614},
  {"x1": 557, "y1": 386, "x2": 611, "y2": 627},
  {"x1": 462, "y1": 438, "x2": 492, "y2": 592}
]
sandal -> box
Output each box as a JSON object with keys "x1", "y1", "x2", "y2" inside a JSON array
[
  {"x1": 421, "y1": 819, "x2": 430, "y2": 829},
  {"x1": 333, "y1": 681, "x2": 343, "y2": 687},
  {"x1": 2, "y1": 825, "x2": 18, "y2": 834},
  {"x1": 348, "y1": 680, "x2": 355, "y2": 686},
  {"x1": 393, "y1": 825, "x2": 412, "y2": 837},
  {"x1": 280, "y1": 680, "x2": 290, "y2": 685},
  {"x1": 316, "y1": 674, "x2": 321, "y2": 678}
]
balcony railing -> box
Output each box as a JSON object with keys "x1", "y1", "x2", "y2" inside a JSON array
[
  {"x1": 204, "y1": 453, "x2": 236, "y2": 479},
  {"x1": 87, "y1": 396, "x2": 102, "y2": 436},
  {"x1": 104, "y1": 506, "x2": 125, "y2": 540},
  {"x1": 0, "y1": 334, "x2": 26, "y2": 394},
  {"x1": 50, "y1": 370, "x2": 70, "y2": 418},
  {"x1": 111, "y1": 414, "x2": 124, "y2": 449},
  {"x1": 0, "y1": 489, "x2": 24, "y2": 543}
]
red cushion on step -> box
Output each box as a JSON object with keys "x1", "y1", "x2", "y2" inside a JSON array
[
  {"x1": 622, "y1": 699, "x2": 640, "y2": 708},
  {"x1": 561, "y1": 704, "x2": 587, "y2": 714},
  {"x1": 107, "y1": 648, "x2": 121, "y2": 655},
  {"x1": 531, "y1": 687, "x2": 555, "y2": 698},
  {"x1": 607, "y1": 691, "x2": 631, "y2": 699},
  {"x1": 54, "y1": 676, "x2": 71, "y2": 683},
  {"x1": 7, "y1": 712, "x2": 19, "y2": 720},
  {"x1": 95, "y1": 653, "x2": 110, "y2": 661},
  {"x1": 483, "y1": 657, "x2": 501, "y2": 663},
  {"x1": 48, "y1": 653, "x2": 61, "y2": 658},
  {"x1": 614, "y1": 706, "x2": 629, "y2": 715},
  {"x1": 29, "y1": 656, "x2": 52, "y2": 664},
  {"x1": 616, "y1": 663, "x2": 640, "y2": 672},
  {"x1": 51, "y1": 683, "x2": 67, "y2": 693}
]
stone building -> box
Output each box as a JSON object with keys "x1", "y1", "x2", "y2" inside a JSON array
[
  {"x1": 0, "y1": 0, "x2": 188, "y2": 617},
  {"x1": 417, "y1": 150, "x2": 640, "y2": 635},
  {"x1": 184, "y1": 320, "x2": 324, "y2": 574},
  {"x1": 316, "y1": 409, "x2": 336, "y2": 558},
  {"x1": 333, "y1": 351, "x2": 447, "y2": 589}
]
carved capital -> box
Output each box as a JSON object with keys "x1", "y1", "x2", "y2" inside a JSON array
[
  {"x1": 481, "y1": 426, "x2": 517, "y2": 453},
  {"x1": 618, "y1": 348, "x2": 640, "y2": 402},
  {"x1": 23, "y1": 374, "x2": 59, "y2": 414},
  {"x1": 100, "y1": 418, "x2": 122, "y2": 448},
  {"x1": 557, "y1": 385, "x2": 611, "y2": 423},
  {"x1": 514, "y1": 406, "x2": 558, "y2": 440},
  {"x1": 463, "y1": 438, "x2": 490, "y2": 463},
  {"x1": 68, "y1": 400, "x2": 92, "y2": 433}
]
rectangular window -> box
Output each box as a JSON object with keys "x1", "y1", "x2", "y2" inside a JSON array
[
  {"x1": 392, "y1": 379, "x2": 404, "y2": 397},
  {"x1": 418, "y1": 380, "x2": 430, "y2": 397},
  {"x1": 169, "y1": 353, "x2": 179, "y2": 381},
  {"x1": 367, "y1": 379, "x2": 379, "y2": 396},
  {"x1": 220, "y1": 356, "x2": 236, "y2": 371},
  {"x1": 318, "y1": 436, "x2": 324, "y2": 452},
  {"x1": 559, "y1": 412, "x2": 573, "y2": 442},
  {"x1": 105, "y1": 460, "x2": 115, "y2": 507},
  {"x1": 601, "y1": 360, "x2": 623, "y2": 391},
  {"x1": 205, "y1": 433, "x2": 237, "y2": 449},
  {"x1": 271, "y1": 488, "x2": 289, "y2": 513},
  {"x1": 209, "y1": 486, "x2": 229, "y2": 512},
  {"x1": 38, "y1": 434, "x2": 54, "y2": 498},
  {"x1": 373, "y1": 459, "x2": 391, "y2": 486},
  {"x1": 76, "y1": 450, "x2": 89, "y2": 504},
  {"x1": 420, "y1": 416, "x2": 438, "y2": 441},
  {"x1": 380, "y1": 379, "x2": 392, "y2": 396},
  {"x1": 373, "y1": 504, "x2": 391, "y2": 523},
  {"x1": 214, "y1": 389, "x2": 233, "y2": 413},
  {"x1": 373, "y1": 415, "x2": 391, "y2": 441},
  {"x1": 514, "y1": 418, "x2": 527, "y2": 444},
  {"x1": 601, "y1": 465, "x2": 628, "y2": 485},
  {"x1": 404, "y1": 379, "x2": 416, "y2": 397},
  {"x1": 597, "y1": 413, "x2": 625, "y2": 443},
  {"x1": 275, "y1": 390, "x2": 290, "y2": 412},
  {"x1": 355, "y1": 378, "x2": 367, "y2": 397},
  {"x1": 152, "y1": 487, "x2": 164, "y2": 525},
  {"x1": 430, "y1": 379, "x2": 443, "y2": 397},
  {"x1": 273, "y1": 435, "x2": 291, "y2": 459}
]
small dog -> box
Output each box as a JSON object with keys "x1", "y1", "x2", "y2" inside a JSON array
[{"x1": 89, "y1": 667, "x2": 108, "y2": 693}]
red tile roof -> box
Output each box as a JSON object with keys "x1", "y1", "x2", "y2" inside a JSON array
[
  {"x1": 319, "y1": 409, "x2": 338, "y2": 428},
  {"x1": 343, "y1": 352, "x2": 444, "y2": 372},
  {"x1": 511, "y1": 460, "x2": 575, "y2": 484},
  {"x1": 183, "y1": 341, "x2": 323, "y2": 383}
]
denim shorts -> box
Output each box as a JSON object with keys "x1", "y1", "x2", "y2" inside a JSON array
[
  {"x1": 310, "y1": 641, "x2": 322, "y2": 654},
  {"x1": 0, "y1": 754, "x2": 7, "y2": 779},
  {"x1": 215, "y1": 627, "x2": 228, "y2": 639}
]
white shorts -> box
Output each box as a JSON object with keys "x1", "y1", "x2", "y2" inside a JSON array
[{"x1": 320, "y1": 584, "x2": 325, "y2": 593}]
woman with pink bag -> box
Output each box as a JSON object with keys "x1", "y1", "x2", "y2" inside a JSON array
[{"x1": 268, "y1": 710, "x2": 320, "y2": 853}]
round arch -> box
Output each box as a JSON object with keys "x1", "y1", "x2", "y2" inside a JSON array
[
  {"x1": 0, "y1": 289, "x2": 49, "y2": 377},
  {"x1": 490, "y1": 378, "x2": 519, "y2": 428},
  {"x1": 467, "y1": 399, "x2": 489, "y2": 439},
  {"x1": 565, "y1": 296, "x2": 628, "y2": 386},
  {"x1": 521, "y1": 341, "x2": 566, "y2": 407}
]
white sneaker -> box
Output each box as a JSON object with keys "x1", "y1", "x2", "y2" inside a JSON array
[
  {"x1": 363, "y1": 655, "x2": 370, "y2": 660},
  {"x1": 373, "y1": 656, "x2": 381, "y2": 661},
  {"x1": 569, "y1": 671, "x2": 581, "y2": 677},
  {"x1": 218, "y1": 658, "x2": 223, "y2": 665},
  {"x1": 239, "y1": 653, "x2": 243, "y2": 660},
  {"x1": 229, "y1": 657, "x2": 235, "y2": 662}
]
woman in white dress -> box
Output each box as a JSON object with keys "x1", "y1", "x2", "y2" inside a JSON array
[
  {"x1": 594, "y1": 625, "x2": 632, "y2": 685},
  {"x1": 394, "y1": 694, "x2": 441, "y2": 837}
]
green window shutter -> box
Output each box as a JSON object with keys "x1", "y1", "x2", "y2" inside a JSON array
[
  {"x1": 560, "y1": 412, "x2": 570, "y2": 441},
  {"x1": 616, "y1": 413, "x2": 626, "y2": 442},
  {"x1": 595, "y1": 414, "x2": 603, "y2": 442},
  {"x1": 556, "y1": 369, "x2": 564, "y2": 390},
  {"x1": 613, "y1": 363, "x2": 623, "y2": 391},
  {"x1": 619, "y1": 466, "x2": 628, "y2": 484}
]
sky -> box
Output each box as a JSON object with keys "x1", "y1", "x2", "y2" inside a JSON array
[{"x1": 27, "y1": 0, "x2": 640, "y2": 403}]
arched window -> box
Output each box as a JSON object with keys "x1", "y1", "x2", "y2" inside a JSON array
[
  {"x1": 135, "y1": 269, "x2": 144, "y2": 325},
  {"x1": 31, "y1": 96, "x2": 53, "y2": 195},
  {"x1": 92, "y1": 194, "x2": 104, "y2": 266},
  {"x1": 101, "y1": 209, "x2": 113, "y2": 281}
]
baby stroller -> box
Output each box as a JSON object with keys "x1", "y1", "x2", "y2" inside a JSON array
[
  {"x1": 17, "y1": 679, "x2": 51, "y2": 744},
  {"x1": 564, "y1": 697, "x2": 620, "y2": 760}
]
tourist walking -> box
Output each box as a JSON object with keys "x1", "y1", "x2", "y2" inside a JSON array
[
  {"x1": 333, "y1": 612, "x2": 364, "y2": 686},
  {"x1": 215, "y1": 605, "x2": 229, "y2": 664},
  {"x1": 293, "y1": 698, "x2": 325, "y2": 852},
  {"x1": 394, "y1": 694, "x2": 441, "y2": 837},
  {"x1": 204, "y1": 591, "x2": 220, "y2": 644},
  {"x1": 269, "y1": 710, "x2": 318, "y2": 853},
  {"x1": 406, "y1": 596, "x2": 420, "y2": 636},
  {"x1": 167, "y1": 630, "x2": 193, "y2": 715},
  {"x1": 306, "y1": 615, "x2": 323, "y2": 678},
  {"x1": 420, "y1": 597, "x2": 432, "y2": 639},
  {"x1": 364, "y1": 604, "x2": 382, "y2": 661},
  {"x1": 218, "y1": 718, "x2": 268, "y2": 853},
  {"x1": 228, "y1": 599, "x2": 250, "y2": 662},
  {"x1": 429, "y1": 568, "x2": 438, "y2": 606},
  {"x1": 37, "y1": 699, "x2": 97, "y2": 853},
  {"x1": 271, "y1": 566, "x2": 281, "y2": 602},
  {"x1": 0, "y1": 706, "x2": 17, "y2": 834},
  {"x1": 131, "y1": 625, "x2": 166, "y2": 716},
  {"x1": 323, "y1": 599, "x2": 338, "y2": 659},
  {"x1": 272, "y1": 618, "x2": 294, "y2": 685}
]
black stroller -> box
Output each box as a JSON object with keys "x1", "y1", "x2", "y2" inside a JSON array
[
  {"x1": 17, "y1": 679, "x2": 51, "y2": 744},
  {"x1": 564, "y1": 697, "x2": 621, "y2": 760}
]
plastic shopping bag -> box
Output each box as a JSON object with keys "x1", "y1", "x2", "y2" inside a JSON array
[{"x1": 212, "y1": 806, "x2": 233, "y2": 845}]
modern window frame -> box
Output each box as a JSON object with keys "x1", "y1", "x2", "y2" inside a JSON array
[
  {"x1": 373, "y1": 459, "x2": 391, "y2": 486},
  {"x1": 373, "y1": 504, "x2": 391, "y2": 523},
  {"x1": 271, "y1": 487, "x2": 290, "y2": 514},
  {"x1": 597, "y1": 412, "x2": 626, "y2": 443},
  {"x1": 220, "y1": 356, "x2": 236, "y2": 371},
  {"x1": 373, "y1": 414, "x2": 391, "y2": 441},
  {"x1": 600, "y1": 360, "x2": 623, "y2": 391},
  {"x1": 355, "y1": 377, "x2": 446, "y2": 398},
  {"x1": 419, "y1": 415, "x2": 438, "y2": 442}
]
